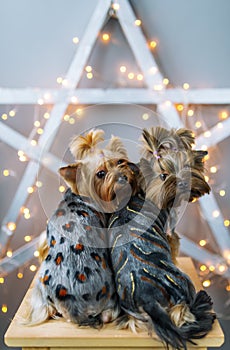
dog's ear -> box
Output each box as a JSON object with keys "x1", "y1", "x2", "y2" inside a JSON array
[
  {"x1": 141, "y1": 128, "x2": 159, "y2": 156},
  {"x1": 69, "y1": 129, "x2": 105, "y2": 160},
  {"x1": 59, "y1": 163, "x2": 81, "y2": 193},
  {"x1": 175, "y1": 128, "x2": 195, "y2": 150},
  {"x1": 192, "y1": 150, "x2": 208, "y2": 170},
  {"x1": 106, "y1": 135, "x2": 128, "y2": 158}
]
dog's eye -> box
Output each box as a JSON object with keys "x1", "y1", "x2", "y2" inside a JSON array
[
  {"x1": 117, "y1": 159, "x2": 125, "y2": 165},
  {"x1": 160, "y1": 173, "x2": 168, "y2": 181},
  {"x1": 184, "y1": 164, "x2": 190, "y2": 170},
  {"x1": 96, "y1": 170, "x2": 106, "y2": 179}
]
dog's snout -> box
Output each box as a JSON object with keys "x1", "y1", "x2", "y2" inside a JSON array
[
  {"x1": 178, "y1": 180, "x2": 189, "y2": 190},
  {"x1": 117, "y1": 174, "x2": 128, "y2": 184}
]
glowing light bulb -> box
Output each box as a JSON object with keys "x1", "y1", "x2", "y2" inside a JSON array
[
  {"x1": 72, "y1": 36, "x2": 79, "y2": 44},
  {"x1": 217, "y1": 122, "x2": 223, "y2": 128},
  {"x1": 199, "y1": 239, "x2": 207, "y2": 247},
  {"x1": 85, "y1": 65, "x2": 92, "y2": 72},
  {"x1": 43, "y1": 92, "x2": 51, "y2": 101},
  {"x1": 70, "y1": 96, "x2": 78, "y2": 104},
  {"x1": 36, "y1": 181, "x2": 43, "y2": 188},
  {"x1": 62, "y1": 79, "x2": 68, "y2": 87},
  {"x1": 165, "y1": 101, "x2": 172, "y2": 107},
  {"x1": 24, "y1": 235, "x2": 32, "y2": 242},
  {"x1": 187, "y1": 109, "x2": 194, "y2": 117},
  {"x1": 34, "y1": 120, "x2": 40, "y2": 127},
  {"x1": 76, "y1": 108, "x2": 83, "y2": 116},
  {"x1": 19, "y1": 155, "x2": 26, "y2": 163},
  {"x1": 30, "y1": 139, "x2": 37, "y2": 146},
  {"x1": 202, "y1": 280, "x2": 211, "y2": 288},
  {"x1": 219, "y1": 190, "x2": 225, "y2": 197},
  {"x1": 200, "y1": 265, "x2": 207, "y2": 272},
  {"x1": 19, "y1": 155, "x2": 27, "y2": 162},
  {"x1": 163, "y1": 78, "x2": 169, "y2": 85},
  {"x1": 9, "y1": 110, "x2": 16, "y2": 117},
  {"x1": 149, "y1": 67, "x2": 158, "y2": 75},
  {"x1": 210, "y1": 166, "x2": 217, "y2": 173},
  {"x1": 183, "y1": 83, "x2": 190, "y2": 90},
  {"x1": 149, "y1": 40, "x2": 157, "y2": 49},
  {"x1": 63, "y1": 114, "x2": 70, "y2": 121},
  {"x1": 1, "y1": 113, "x2": 8, "y2": 120},
  {"x1": 102, "y1": 33, "x2": 110, "y2": 42},
  {"x1": 37, "y1": 99, "x2": 44, "y2": 105},
  {"x1": 176, "y1": 104, "x2": 184, "y2": 112},
  {"x1": 204, "y1": 131, "x2": 211, "y2": 138},
  {"x1": 59, "y1": 185, "x2": 65, "y2": 193},
  {"x1": 142, "y1": 113, "x2": 149, "y2": 121},
  {"x1": 135, "y1": 19, "x2": 141, "y2": 26},
  {"x1": 27, "y1": 187, "x2": 34, "y2": 194},
  {"x1": 29, "y1": 265, "x2": 37, "y2": 272},
  {"x1": 112, "y1": 3, "x2": 120, "y2": 10},
  {"x1": 56, "y1": 77, "x2": 63, "y2": 84},
  {"x1": 218, "y1": 264, "x2": 227, "y2": 273},
  {"x1": 219, "y1": 111, "x2": 228, "y2": 120},
  {"x1": 7, "y1": 222, "x2": 16, "y2": 231},
  {"x1": 23, "y1": 207, "x2": 30, "y2": 214},
  {"x1": 120, "y1": 65, "x2": 126, "y2": 73},
  {"x1": 226, "y1": 285, "x2": 230, "y2": 292},
  {"x1": 137, "y1": 74, "x2": 143, "y2": 81},
  {"x1": 209, "y1": 265, "x2": 215, "y2": 272},
  {"x1": 3, "y1": 169, "x2": 10, "y2": 177},
  {"x1": 2, "y1": 304, "x2": 7, "y2": 313},
  {"x1": 204, "y1": 175, "x2": 209, "y2": 182},
  {"x1": 6, "y1": 250, "x2": 13, "y2": 258},
  {"x1": 86, "y1": 72, "x2": 93, "y2": 79},
  {"x1": 224, "y1": 220, "x2": 230, "y2": 227},
  {"x1": 24, "y1": 213, "x2": 31, "y2": 220},
  {"x1": 0, "y1": 277, "x2": 5, "y2": 284},
  {"x1": 128, "y1": 72, "x2": 134, "y2": 80},
  {"x1": 37, "y1": 128, "x2": 43, "y2": 135},
  {"x1": 195, "y1": 121, "x2": 202, "y2": 128},
  {"x1": 17, "y1": 272, "x2": 23, "y2": 279},
  {"x1": 69, "y1": 117, "x2": 75, "y2": 125},
  {"x1": 34, "y1": 250, "x2": 40, "y2": 258},
  {"x1": 212, "y1": 210, "x2": 220, "y2": 218},
  {"x1": 43, "y1": 112, "x2": 50, "y2": 119},
  {"x1": 18, "y1": 150, "x2": 24, "y2": 157}
]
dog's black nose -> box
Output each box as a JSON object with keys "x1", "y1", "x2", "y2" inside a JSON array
[
  {"x1": 178, "y1": 180, "x2": 189, "y2": 190},
  {"x1": 117, "y1": 175, "x2": 128, "y2": 184}
]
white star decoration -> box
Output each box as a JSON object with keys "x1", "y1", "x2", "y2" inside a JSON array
[{"x1": 0, "y1": 0, "x2": 230, "y2": 278}]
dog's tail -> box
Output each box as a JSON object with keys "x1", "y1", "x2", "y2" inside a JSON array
[
  {"x1": 69, "y1": 129, "x2": 105, "y2": 160},
  {"x1": 143, "y1": 290, "x2": 215, "y2": 349},
  {"x1": 174, "y1": 290, "x2": 216, "y2": 340},
  {"x1": 19, "y1": 283, "x2": 57, "y2": 326}
]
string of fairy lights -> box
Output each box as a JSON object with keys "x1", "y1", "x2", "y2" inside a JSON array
[{"x1": 0, "y1": 3, "x2": 230, "y2": 316}]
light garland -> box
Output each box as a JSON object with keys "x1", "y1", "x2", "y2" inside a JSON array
[{"x1": 0, "y1": 13, "x2": 230, "y2": 327}]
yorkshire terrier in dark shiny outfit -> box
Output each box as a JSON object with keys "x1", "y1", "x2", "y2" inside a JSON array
[{"x1": 108, "y1": 126, "x2": 214, "y2": 349}]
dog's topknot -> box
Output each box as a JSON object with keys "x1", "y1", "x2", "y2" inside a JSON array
[
  {"x1": 69, "y1": 129, "x2": 105, "y2": 160},
  {"x1": 141, "y1": 126, "x2": 195, "y2": 159},
  {"x1": 175, "y1": 128, "x2": 195, "y2": 150}
]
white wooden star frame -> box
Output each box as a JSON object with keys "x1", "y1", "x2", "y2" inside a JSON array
[{"x1": 0, "y1": 0, "x2": 230, "y2": 278}]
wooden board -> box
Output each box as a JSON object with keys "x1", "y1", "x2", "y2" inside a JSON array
[{"x1": 4, "y1": 257, "x2": 224, "y2": 349}]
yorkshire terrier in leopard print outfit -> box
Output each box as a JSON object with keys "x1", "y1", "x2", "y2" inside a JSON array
[{"x1": 23, "y1": 129, "x2": 140, "y2": 327}]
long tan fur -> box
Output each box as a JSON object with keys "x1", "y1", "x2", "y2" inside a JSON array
[{"x1": 69, "y1": 129, "x2": 105, "y2": 159}]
